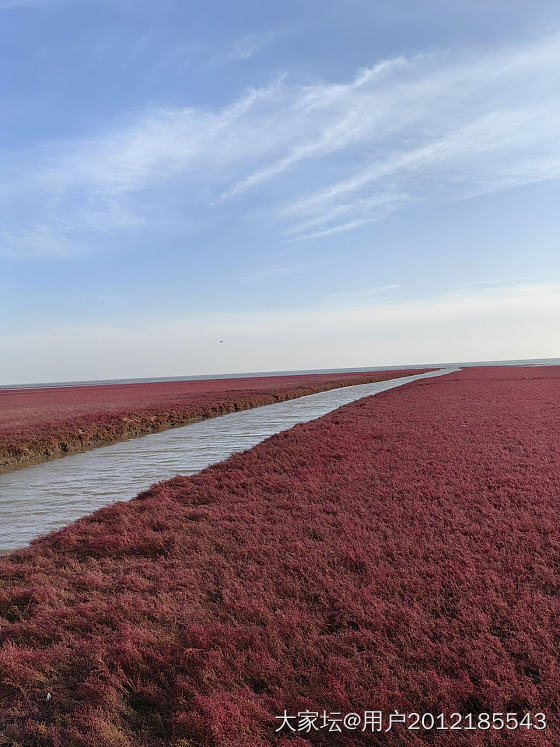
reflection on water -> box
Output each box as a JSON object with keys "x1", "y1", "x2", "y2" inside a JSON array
[{"x1": 0, "y1": 368, "x2": 457, "y2": 553}]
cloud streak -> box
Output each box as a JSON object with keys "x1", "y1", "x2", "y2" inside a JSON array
[
  {"x1": 209, "y1": 32, "x2": 278, "y2": 64},
  {"x1": 1, "y1": 30, "x2": 560, "y2": 256}
]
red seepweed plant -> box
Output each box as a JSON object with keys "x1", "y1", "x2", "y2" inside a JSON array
[
  {"x1": 0, "y1": 369, "x2": 423, "y2": 471},
  {"x1": 0, "y1": 365, "x2": 559, "y2": 745}
]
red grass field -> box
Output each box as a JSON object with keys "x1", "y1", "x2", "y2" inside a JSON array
[
  {"x1": 0, "y1": 370, "x2": 421, "y2": 471},
  {"x1": 0, "y1": 365, "x2": 559, "y2": 745}
]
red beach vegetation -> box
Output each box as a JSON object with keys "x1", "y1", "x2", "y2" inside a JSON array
[
  {"x1": 0, "y1": 365, "x2": 559, "y2": 745},
  {"x1": 0, "y1": 369, "x2": 421, "y2": 471}
]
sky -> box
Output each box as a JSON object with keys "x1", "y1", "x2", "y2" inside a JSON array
[{"x1": 1, "y1": 0, "x2": 559, "y2": 384}]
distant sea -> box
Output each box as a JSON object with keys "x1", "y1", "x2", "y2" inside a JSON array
[{"x1": 2, "y1": 358, "x2": 559, "y2": 391}]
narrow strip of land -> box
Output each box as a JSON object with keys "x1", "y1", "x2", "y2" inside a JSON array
[
  {"x1": 0, "y1": 369, "x2": 447, "y2": 554},
  {"x1": 0, "y1": 369, "x2": 426, "y2": 471},
  {"x1": 0, "y1": 366, "x2": 558, "y2": 745}
]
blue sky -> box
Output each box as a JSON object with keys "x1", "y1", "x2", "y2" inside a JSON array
[{"x1": 1, "y1": 0, "x2": 559, "y2": 383}]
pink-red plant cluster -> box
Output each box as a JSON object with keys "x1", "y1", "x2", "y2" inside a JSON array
[
  {"x1": 0, "y1": 365, "x2": 559, "y2": 745},
  {"x1": 0, "y1": 370, "x2": 420, "y2": 470}
]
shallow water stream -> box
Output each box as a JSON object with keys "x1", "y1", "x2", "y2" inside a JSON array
[{"x1": 0, "y1": 367, "x2": 457, "y2": 553}]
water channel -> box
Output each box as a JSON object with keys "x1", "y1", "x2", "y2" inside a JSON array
[{"x1": 0, "y1": 367, "x2": 458, "y2": 553}]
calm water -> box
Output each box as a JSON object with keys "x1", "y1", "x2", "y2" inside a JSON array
[
  {"x1": 0, "y1": 358, "x2": 556, "y2": 390},
  {"x1": 0, "y1": 367, "x2": 457, "y2": 553}
]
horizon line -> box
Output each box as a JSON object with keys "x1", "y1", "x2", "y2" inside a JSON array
[{"x1": 1, "y1": 356, "x2": 559, "y2": 391}]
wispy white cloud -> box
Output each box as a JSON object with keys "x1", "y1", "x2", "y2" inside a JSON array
[
  {"x1": 219, "y1": 57, "x2": 409, "y2": 199},
  {"x1": 0, "y1": 78, "x2": 287, "y2": 256},
  {"x1": 285, "y1": 192, "x2": 408, "y2": 241},
  {"x1": 230, "y1": 34, "x2": 262, "y2": 60},
  {"x1": 215, "y1": 32, "x2": 277, "y2": 63},
  {"x1": 284, "y1": 104, "x2": 557, "y2": 213},
  {"x1": 2, "y1": 30, "x2": 560, "y2": 256},
  {"x1": 278, "y1": 43, "x2": 560, "y2": 236},
  {"x1": 325, "y1": 284, "x2": 401, "y2": 306}
]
